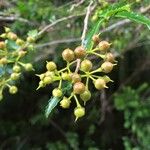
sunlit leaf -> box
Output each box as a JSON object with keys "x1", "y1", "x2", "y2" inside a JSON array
[{"x1": 116, "y1": 11, "x2": 150, "y2": 29}]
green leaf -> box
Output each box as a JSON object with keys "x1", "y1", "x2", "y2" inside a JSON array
[
  {"x1": 45, "y1": 97, "x2": 59, "y2": 118},
  {"x1": 116, "y1": 11, "x2": 150, "y2": 29},
  {"x1": 6, "y1": 40, "x2": 20, "y2": 50},
  {"x1": 27, "y1": 29, "x2": 38, "y2": 38},
  {"x1": 85, "y1": 19, "x2": 104, "y2": 50}
]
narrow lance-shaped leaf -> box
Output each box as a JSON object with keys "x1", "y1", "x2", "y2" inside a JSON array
[{"x1": 116, "y1": 11, "x2": 150, "y2": 29}]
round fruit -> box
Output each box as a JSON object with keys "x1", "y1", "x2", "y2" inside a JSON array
[
  {"x1": 74, "y1": 107, "x2": 85, "y2": 120},
  {"x1": 98, "y1": 41, "x2": 110, "y2": 52},
  {"x1": 80, "y1": 59, "x2": 93, "y2": 72},
  {"x1": 62, "y1": 48, "x2": 74, "y2": 62},
  {"x1": 0, "y1": 57, "x2": 7, "y2": 65},
  {"x1": 27, "y1": 37, "x2": 35, "y2": 43},
  {"x1": 74, "y1": 46, "x2": 86, "y2": 58},
  {"x1": 45, "y1": 71, "x2": 55, "y2": 77},
  {"x1": 24, "y1": 63, "x2": 33, "y2": 71},
  {"x1": 71, "y1": 73, "x2": 81, "y2": 83},
  {"x1": 60, "y1": 97, "x2": 71, "y2": 108},
  {"x1": 73, "y1": 82, "x2": 85, "y2": 94},
  {"x1": 52, "y1": 88, "x2": 62, "y2": 97},
  {"x1": 7, "y1": 32, "x2": 17, "y2": 40},
  {"x1": 0, "y1": 41, "x2": 6, "y2": 49},
  {"x1": 18, "y1": 51, "x2": 26, "y2": 57},
  {"x1": 9, "y1": 86, "x2": 18, "y2": 94},
  {"x1": 62, "y1": 72, "x2": 71, "y2": 81},
  {"x1": 43, "y1": 76, "x2": 53, "y2": 84},
  {"x1": 16, "y1": 39, "x2": 24, "y2": 46},
  {"x1": 94, "y1": 78, "x2": 106, "y2": 90},
  {"x1": 92, "y1": 34, "x2": 100, "y2": 43},
  {"x1": 10, "y1": 73, "x2": 20, "y2": 80},
  {"x1": 13, "y1": 65, "x2": 21, "y2": 73},
  {"x1": 80, "y1": 90, "x2": 91, "y2": 102},
  {"x1": 106, "y1": 53, "x2": 115, "y2": 62},
  {"x1": 46, "y1": 61, "x2": 57, "y2": 71},
  {"x1": 101, "y1": 61, "x2": 113, "y2": 73}
]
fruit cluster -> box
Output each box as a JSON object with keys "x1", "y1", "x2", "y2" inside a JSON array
[
  {"x1": 37, "y1": 34, "x2": 116, "y2": 121},
  {"x1": 0, "y1": 27, "x2": 34, "y2": 100}
]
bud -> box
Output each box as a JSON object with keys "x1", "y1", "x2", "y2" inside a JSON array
[
  {"x1": 24, "y1": 63, "x2": 33, "y2": 71},
  {"x1": 7, "y1": 32, "x2": 17, "y2": 40},
  {"x1": 0, "y1": 57, "x2": 7, "y2": 65},
  {"x1": 101, "y1": 61, "x2": 114, "y2": 73},
  {"x1": 43, "y1": 76, "x2": 53, "y2": 84},
  {"x1": 73, "y1": 82, "x2": 85, "y2": 94},
  {"x1": 0, "y1": 41, "x2": 6, "y2": 49},
  {"x1": 9, "y1": 86, "x2": 18, "y2": 94},
  {"x1": 60, "y1": 97, "x2": 71, "y2": 108},
  {"x1": 46, "y1": 61, "x2": 57, "y2": 71},
  {"x1": 98, "y1": 41, "x2": 111, "y2": 52},
  {"x1": 80, "y1": 59, "x2": 93, "y2": 72},
  {"x1": 94, "y1": 78, "x2": 107, "y2": 90},
  {"x1": 74, "y1": 46, "x2": 86, "y2": 58},
  {"x1": 10, "y1": 73, "x2": 20, "y2": 80},
  {"x1": 71, "y1": 73, "x2": 81, "y2": 83},
  {"x1": 74, "y1": 107, "x2": 85, "y2": 121},
  {"x1": 13, "y1": 65, "x2": 21, "y2": 73},
  {"x1": 80, "y1": 90, "x2": 91, "y2": 104},
  {"x1": 52, "y1": 88, "x2": 62, "y2": 97},
  {"x1": 62, "y1": 48, "x2": 74, "y2": 62}
]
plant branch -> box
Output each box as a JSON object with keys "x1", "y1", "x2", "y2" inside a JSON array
[{"x1": 38, "y1": 13, "x2": 85, "y2": 37}]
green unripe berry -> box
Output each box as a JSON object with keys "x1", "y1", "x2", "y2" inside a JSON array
[
  {"x1": 74, "y1": 46, "x2": 86, "y2": 58},
  {"x1": 10, "y1": 73, "x2": 20, "y2": 80},
  {"x1": 71, "y1": 73, "x2": 81, "y2": 83},
  {"x1": 52, "y1": 88, "x2": 62, "y2": 97},
  {"x1": 9, "y1": 86, "x2": 18, "y2": 94},
  {"x1": 98, "y1": 41, "x2": 111, "y2": 52},
  {"x1": 62, "y1": 48, "x2": 74, "y2": 62},
  {"x1": 7, "y1": 32, "x2": 17, "y2": 40},
  {"x1": 60, "y1": 97, "x2": 71, "y2": 108},
  {"x1": 80, "y1": 90, "x2": 91, "y2": 103},
  {"x1": 43, "y1": 76, "x2": 53, "y2": 84},
  {"x1": 74, "y1": 107, "x2": 85, "y2": 121},
  {"x1": 80, "y1": 59, "x2": 93, "y2": 72},
  {"x1": 101, "y1": 61, "x2": 114, "y2": 73},
  {"x1": 46, "y1": 61, "x2": 57, "y2": 71},
  {"x1": 61, "y1": 72, "x2": 71, "y2": 81},
  {"x1": 24, "y1": 63, "x2": 33, "y2": 71},
  {"x1": 94, "y1": 78, "x2": 106, "y2": 90},
  {"x1": 0, "y1": 57, "x2": 7, "y2": 65},
  {"x1": 27, "y1": 36, "x2": 35, "y2": 43},
  {"x1": 73, "y1": 82, "x2": 85, "y2": 94},
  {"x1": 13, "y1": 65, "x2": 21, "y2": 73},
  {"x1": 18, "y1": 51, "x2": 27, "y2": 57},
  {"x1": 45, "y1": 71, "x2": 55, "y2": 77},
  {"x1": 16, "y1": 39, "x2": 24, "y2": 46}
]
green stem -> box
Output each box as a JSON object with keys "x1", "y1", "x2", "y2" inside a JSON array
[{"x1": 74, "y1": 95, "x2": 81, "y2": 107}]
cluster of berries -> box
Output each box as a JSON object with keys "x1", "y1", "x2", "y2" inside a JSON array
[
  {"x1": 37, "y1": 34, "x2": 116, "y2": 121},
  {"x1": 0, "y1": 27, "x2": 34, "y2": 100}
]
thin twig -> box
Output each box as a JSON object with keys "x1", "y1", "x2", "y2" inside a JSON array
[
  {"x1": 70, "y1": 0, "x2": 85, "y2": 12},
  {"x1": 0, "y1": 15, "x2": 34, "y2": 25},
  {"x1": 38, "y1": 13, "x2": 85, "y2": 37},
  {"x1": 81, "y1": 1, "x2": 93, "y2": 44},
  {"x1": 74, "y1": 1, "x2": 94, "y2": 74},
  {"x1": 36, "y1": 38, "x2": 81, "y2": 49}
]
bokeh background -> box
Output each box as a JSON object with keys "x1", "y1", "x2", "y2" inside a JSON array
[{"x1": 0, "y1": 0, "x2": 150, "y2": 149}]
